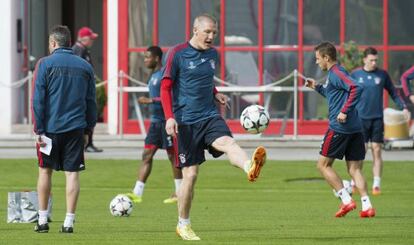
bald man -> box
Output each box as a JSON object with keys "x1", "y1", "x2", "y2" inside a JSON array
[{"x1": 160, "y1": 13, "x2": 266, "y2": 240}]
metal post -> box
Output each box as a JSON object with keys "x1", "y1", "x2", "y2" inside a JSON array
[
  {"x1": 27, "y1": 71, "x2": 33, "y2": 136},
  {"x1": 119, "y1": 71, "x2": 124, "y2": 139},
  {"x1": 293, "y1": 69, "x2": 298, "y2": 140}
]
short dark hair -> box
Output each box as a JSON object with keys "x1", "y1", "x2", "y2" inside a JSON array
[
  {"x1": 147, "y1": 46, "x2": 163, "y2": 60},
  {"x1": 49, "y1": 25, "x2": 71, "y2": 47},
  {"x1": 314, "y1": 42, "x2": 337, "y2": 61},
  {"x1": 363, "y1": 47, "x2": 378, "y2": 58}
]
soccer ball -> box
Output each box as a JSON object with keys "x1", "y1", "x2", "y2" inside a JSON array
[
  {"x1": 240, "y1": 105, "x2": 270, "y2": 134},
  {"x1": 109, "y1": 194, "x2": 133, "y2": 217},
  {"x1": 333, "y1": 180, "x2": 353, "y2": 198}
]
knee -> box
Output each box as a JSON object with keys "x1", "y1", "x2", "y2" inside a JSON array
[
  {"x1": 142, "y1": 149, "x2": 155, "y2": 164},
  {"x1": 184, "y1": 171, "x2": 198, "y2": 183}
]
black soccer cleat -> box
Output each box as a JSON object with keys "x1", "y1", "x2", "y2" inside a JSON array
[
  {"x1": 34, "y1": 223, "x2": 49, "y2": 233},
  {"x1": 59, "y1": 225, "x2": 74, "y2": 233}
]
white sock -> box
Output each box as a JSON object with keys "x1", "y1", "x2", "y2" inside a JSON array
[
  {"x1": 337, "y1": 188, "x2": 352, "y2": 205},
  {"x1": 178, "y1": 217, "x2": 191, "y2": 227},
  {"x1": 174, "y1": 179, "x2": 182, "y2": 195},
  {"x1": 361, "y1": 196, "x2": 372, "y2": 211},
  {"x1": 243, "y1": 160, "x2": 251, "y2": 173},
  {"x1": 373, "y1": 177, "x2": 381, "y2": 188},
  {"x1": 133, "y1": 181, "x2": 145, "y2": 196},
  {"x1": 38, "y1": 210, "x2": 48, "y2": 225},
  {"x1": 63, "y1": 213, "x2": 75, "y2": 227}
]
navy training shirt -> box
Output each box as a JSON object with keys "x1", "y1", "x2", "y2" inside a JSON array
[
  {"x1": 162, "y1": 42, "x2": 219, "y2": 124},
  {"x1": 147, "y1": 70, "x2": 165, "y2": 122},
  {"x1": 351, "y1": 68, "x2": 406, "y2": 119},
  {"x1": 315, "y1": 64, "x2": 363, "y2": 134}
]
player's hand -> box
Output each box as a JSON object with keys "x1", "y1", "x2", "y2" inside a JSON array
[
  {"x1": 215, "y1": 93, "x2": 231, "y2": 110},
  {"x1": 402, "y1": 108, "x2": 411, "y2": 121},
  {"x1": 305, "y1": 78, "x2": 316, "y2": 89},
  {"x1": 35, "y1": 135, "x2": 46, "y2": 147},
  {"x1": 337, "y1": 112, "x2": 347, "y2": 123},
  {"x1": 215, "y1": 93, "x2": 228, "y2": 105},
  {"x1": 409, "y1": 95, "x2": 414, "y2": 104},
  {"x1": 138, "y1": 96, "x2": 152, "y2": 104},
  {"x1": 165, "y1": 118, "x2": 178, "y2": 137}
]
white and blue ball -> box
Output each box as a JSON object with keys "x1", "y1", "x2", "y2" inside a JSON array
[{"x1": 240, "y1": 105, "x2": 270, "y2": 134}]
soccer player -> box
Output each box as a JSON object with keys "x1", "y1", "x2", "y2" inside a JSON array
[
  {"x1": 160, "y1": 14, "x2": 266, "y2": 241},
  {"x1": 401, "y1": 65, "x2": 414, "y2": 104},
  {"x1": 126, "y1": 46, "x2": 182, "y2": 204},
  {"x1": 32, "y1": 25, "x2": 97, "y2": 233},
  {"x1": 72, "y1": 26, "x2": 103, "y2": 153},
  {"x1": 351, "y1": 47, "x2": 409, "y2": 195},
  {"x1": 305, "y1": 42, "x2": 375, "y2": 218}
]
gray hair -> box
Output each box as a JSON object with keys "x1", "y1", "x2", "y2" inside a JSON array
[{"x1": 49, "y1": 25, "x2": 71, "y2": 47}]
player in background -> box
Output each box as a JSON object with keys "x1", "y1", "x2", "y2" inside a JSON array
[
  {"x1": 351, "y1": 47, "x2": 409, "y2": 195},
  {"x1": 160, "y1": 14, "x2": 266, "y2": 240},
  {"x1": 126, "y1": 46, "x2": 182, "y2": 204},
  {"x1": 401, "y1": 65, "x2": 414, "y2": 105},
  {"x1": 33, "y1": 25, "x2": 97, "y2": 233},
  {"x1": 72, "y1": 27, "x2": 103, "y2": 153},
  {"x1": 305, "y1": 42, "x2": 375, "y2": 218}
]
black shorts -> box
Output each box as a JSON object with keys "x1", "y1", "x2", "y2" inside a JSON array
[
  {"x1": 175, "y1": 116, "x2": 233, "y2": 167},
  {"x1": 144, "y1": 121, "x2": 173, "y2": 149},
  {"x1": 360, "y1": 118, "x2": 384, "y2": 143},
  {"x1": 36, "y1": 129, "x2": 85, "y2": 172},
  {"x1": 319, "y1": 129, "x2": 365, "y2": 161}
]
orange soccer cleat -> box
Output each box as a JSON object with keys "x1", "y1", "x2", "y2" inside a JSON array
[{"x1": 335, "y1": 200, "x2": 356, "y2": 217}]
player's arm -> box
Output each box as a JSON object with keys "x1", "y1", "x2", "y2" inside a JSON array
[
  {"x1": 160, "y1": 78, "x2": 178, "y2": 136},
  {"x1": 337, "y1": 73, "x2": 362, "y2": 115},
  {"x1": 306, "y1": 78, "x2": 327, "y2": 97},
  {"x1": 384, "y1": 73, "x2": 407, "y2": 110},
  {"x1": 400, "y1": 66, "x2": 414, "y2": 103},
  {"x1": 160, "y1": 47, "x2": 179, "y2": 136},
  {"x1": 85, "y1": 68, "x2": 97, "y2": 133},
  {"x1": 138, "y1": 96, "x2": 153, "y2": 104},
  {"x1": 32, "y1": 59, "x2": 47, "y2": 137}
]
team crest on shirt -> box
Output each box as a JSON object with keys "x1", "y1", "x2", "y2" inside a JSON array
[
  {"x1": 179, "y1": 153, "x2": 186, "y2": 164},
  {"x1": 374, "y1": 77, "x2": 381, "y2": 85},
  {"x1": 210, "y1": 59, "x2": 215, "y2": 69},
  {"x1": 188, "y1": 61, "x2": 196, "y2": 69},
  {"x1": 358, "y1": 77, "x2": 364, "y2": 83}
]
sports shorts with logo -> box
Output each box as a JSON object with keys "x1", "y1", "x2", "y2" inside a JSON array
[
  {"x1": 36, "y1": 129, "x2": 85, "y2": 172},
  {"x1": 145, "y1": 121, "x2": 173, "y2": 149},
  {"x1": 319, "y1": 129, "x2": 365, "y2": 161},
  {"x1": 175, "y1": 116, "x2": 232, "y2": 167},
  {"x1": 360, "y1": 118, "x2": 384, "y2": 143}
]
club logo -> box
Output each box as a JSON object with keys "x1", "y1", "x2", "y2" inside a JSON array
[
  {"x1": 210, "y1": 59, "x2": 215, "y2": 69},
  {"x1": 374, "y1": 77, "x2": 381, "y2": 85},
  {"x1": 179, "y1": 153, "x2": 186, "y2": 164},
  {"x1": 188, "y1": 61, "x2": 196, "y2": 69}
]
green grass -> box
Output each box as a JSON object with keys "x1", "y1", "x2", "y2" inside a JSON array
[{"x1": 0, "y1": 159, "x2": 413, "y2": 244}]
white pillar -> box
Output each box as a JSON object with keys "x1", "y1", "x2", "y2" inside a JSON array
[
  {"x1": 107, "y1": 0, "x2": 119, "y2": 135},
  {"x1": 0, "y1": 0, "x2": 19, "y2": 135}
]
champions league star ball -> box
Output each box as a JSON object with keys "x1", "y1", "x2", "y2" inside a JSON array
[
  {"x1": 109, "y1": 194, "x2": 133, "y2": 217},
  {"x1": 333, "y1": 180, "x2": 353, "y2": 198},
  {"x1": 240, "y1": 105, "x2": 270, "y2": 134}
]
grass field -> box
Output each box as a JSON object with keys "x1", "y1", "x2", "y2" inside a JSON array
[{"x1": 0, "y1": 158, "x2": 413, "y2": 244}]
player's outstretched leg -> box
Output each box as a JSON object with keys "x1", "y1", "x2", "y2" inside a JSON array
[{"x1": 247, "y1": 146, "x2": 266, "y2": 182}]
